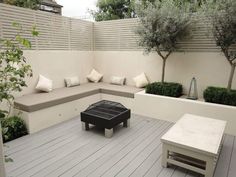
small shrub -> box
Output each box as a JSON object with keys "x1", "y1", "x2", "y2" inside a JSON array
[
  {"x1": 204, "y1": 87, "x2": 236, "y2": 106},
  {"x1": 146, "y1": 82, "x2": 183, "y2": 97},
  {"x1": 1, "y1": 116, "x2": 28, "y2": 143}
]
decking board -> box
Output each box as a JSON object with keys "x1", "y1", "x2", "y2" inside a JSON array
[
  {"x1": 228, "y1": 137, "x2": 236, "y2": 177},
  {"x1": 214, "y1": 135, "x2": 234, "y2": 177},
  {"x1": 60, "y1": 119, "x2": 152, "y2": 177},
  {"x1": 34, "y1": 116, "x2": 146, "y2": 177},
  {"x1": 3, "y1": 114, "x2": 235, "y2": 177}
]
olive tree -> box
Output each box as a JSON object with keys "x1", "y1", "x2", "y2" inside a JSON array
[
  {"x1": 135, "y1": 0, "x2": 192, "y2": 83},
  {"x1": 203, "y1": 0, "x2": 236, "y2": 91}
]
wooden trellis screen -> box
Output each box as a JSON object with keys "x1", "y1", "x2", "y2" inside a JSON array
[
  {"x1": 94, "y1": 17, "x2": 221, "y2": 52},
  {"x1": 0, "y1": 3, "x2": 94, "y2": 50},
  {"x1": 0, "y1": 3, "x2": 231, "y2": 52}
]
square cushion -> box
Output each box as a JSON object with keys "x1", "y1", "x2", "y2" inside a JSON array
[
  {"x1": 87, "y1": 69, "x2": 103, "y2": 83},
  {"x1": 36, "y1": 75, "x2": 53, "y2": 92},
  {"x1": 133, "y1": 73, "x2": 149, "y2": 88},
  {"x1": 110, "y1": 76, "x2": 125, "y2": 85},
  {"x1": 65, "y1": 76, "x2": 80, "y2": 87}
]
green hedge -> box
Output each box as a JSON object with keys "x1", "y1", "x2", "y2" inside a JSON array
[
  {"x1": 146, "y1": 82, "x2": 183, "y2": 97},
  {"x1": 1, "y1": 116, "x2": 28, "y2": 143},
  {"x1": 204, "y1": 87, "x2": 236, "y2": 106}
]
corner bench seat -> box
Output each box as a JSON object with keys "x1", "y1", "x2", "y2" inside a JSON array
[{"x1": 15, "y1": 83, "x2": 142, "y2": 113}]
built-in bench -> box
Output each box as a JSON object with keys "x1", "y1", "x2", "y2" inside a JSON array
[{"x1": 14, "y1": 82, "x2": 143, "y2": 134}]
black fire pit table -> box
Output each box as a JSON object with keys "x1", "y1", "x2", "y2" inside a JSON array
[{"x1": 80, "y1": 100, "x2": 131, "y2": 138}]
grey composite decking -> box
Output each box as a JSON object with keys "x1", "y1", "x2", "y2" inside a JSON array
[{"x1": 3, "y1": 114, "x2": 236, "y2": 177}]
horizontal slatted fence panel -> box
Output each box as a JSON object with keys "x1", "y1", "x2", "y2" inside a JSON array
[
  {"x1": 0, "y1": 3, "x2": 234, "y2": 52},
  {"x1": 0, "y1": 3, "x2": 93, "y2": 51},
  {"x1": 70, "y1": 18, "x2": 94, "y2": 50},
  {"x1": 94, "y1": 18, "x2": 141, "y2": 51},
  {"x1": 94, "y1": 17, "x2": 222, "y2": 52}
]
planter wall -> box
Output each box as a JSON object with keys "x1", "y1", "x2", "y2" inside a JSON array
[{"x1": 133, "y1": 91, "x2": 236, "y2": 136}]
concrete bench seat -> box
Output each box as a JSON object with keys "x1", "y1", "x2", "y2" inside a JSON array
[
  {"x1": 15, "y1": 83, "x2": 142, "y2": 113},
  {"x1": 14, "y1": 82, "x2": 142, "y2": 133}
]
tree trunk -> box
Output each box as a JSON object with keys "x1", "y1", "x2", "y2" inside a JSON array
[
  {"x1": 227, "y1": 64, "x2": 236, "y2": 91},
  {"x1": 0, "y1": 125, "x2": 6, "y2": 177},
  {"x1": 161, "y1": 58, "x2": 167, "y2": 83}
]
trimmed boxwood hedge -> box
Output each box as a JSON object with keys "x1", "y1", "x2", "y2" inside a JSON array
[
  {"x1": 146, "y1": 82, "x2": 183, "y2": 97},
  {"x1": 204, "y1": 87, "x2": 236, "y2": 106},
  {"x1": 1, "y1": 116, "x2": 28, "y2": 143}
]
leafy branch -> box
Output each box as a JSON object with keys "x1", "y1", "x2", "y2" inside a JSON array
[{"x1": 0, "y1": 22, "x2": 38, "y2": 119}]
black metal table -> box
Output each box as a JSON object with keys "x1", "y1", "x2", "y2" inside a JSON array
[{"x1": 80, "y1": 100, "x2": 131, "y2": 138}]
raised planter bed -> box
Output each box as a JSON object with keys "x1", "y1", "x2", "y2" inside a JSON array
[{"x1": 133, "y1": 90, "x2": 236, "y2": 136}]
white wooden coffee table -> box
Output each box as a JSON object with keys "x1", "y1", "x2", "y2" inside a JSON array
[{"x1": 161, "y1": 114, "x2": 226, "y2": 177}]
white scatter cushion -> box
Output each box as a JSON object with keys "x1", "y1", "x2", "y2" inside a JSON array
[
  {"x1": 87, "y1": 69, "x2": 103, "y2": 83},
  {"x1": 110, "y1": 76, "x2": 125, "y2": 85},
  {"x1": 36, "y1": 75, "x2": 53, "y2": 92},
  {"x1": 133, "y1": 73, "x2": 149, "y2": 88},
  {"x1": 65, "y1": 76, "x2": 80, "y2": 87}
]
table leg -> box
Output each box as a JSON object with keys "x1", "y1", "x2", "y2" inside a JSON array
[
  {"x1": 82, "y1": 122, "x2": 89, "y2": 131},
  {"x1": 162, "y1": 143, "x2": 169, "y2": 168},
  {"x1": 205, "y1": 157, "x2": 215, "y2": 177},
  {"x1": 123, "y1": 119, "x2": 130, "y2": 127},
  {"x1": 105, "y1": 128, "x2": 113, "y2": 138}
]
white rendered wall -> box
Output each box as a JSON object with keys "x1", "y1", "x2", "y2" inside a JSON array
[
  {"x1": 7, "y1": 50, "x2": 236, "y2": 98},
  {"x1": 19, "y1": 50, "x2": 94, "y2": 96},
  {"x1": 94, "y1": 51, "x2": 236, "y2": 97}
]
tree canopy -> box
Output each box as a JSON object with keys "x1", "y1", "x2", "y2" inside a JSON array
[
  {"x1": 202, "y1": 0, "x2": 236, "y2": 90},
  {"x1": 91, "y1": 0, "x2": 136, "y2": 21},
  {"x1": 3, "y1": 0, "x2": 41, "y2": 10},
  {"x1": 91, "y1": 0, "x2": 205, "y2": 21},
  {"x1": 136, "y1": 0, "x2": 192, "y2": 82}
]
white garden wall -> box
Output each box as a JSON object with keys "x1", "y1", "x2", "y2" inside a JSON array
[
  {"x1": 18, "y1": 50, "x2": 94, "y2": 96},
  {"x1": 134, "y1": 91, "x2": 236, "y2": 136},
  {"x1": 94, "y1": 51, "x2": 236, "y2": 97},
  {"x1": 14, "y1": 50, "x2": 236, "y2": 98}
]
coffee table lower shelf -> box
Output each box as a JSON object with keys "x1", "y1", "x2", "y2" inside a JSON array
[{"x1": 162, "y1": 143, "x2": 222, "y2": 177}]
